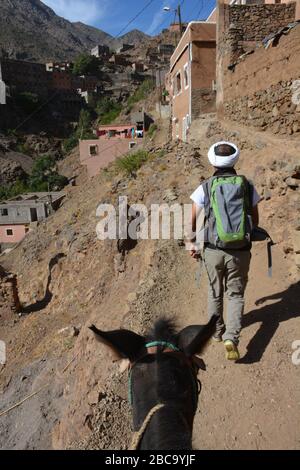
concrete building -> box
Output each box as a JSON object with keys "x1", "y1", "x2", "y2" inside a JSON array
[
  {"x1": 168, "y1": 21, "x2": 216, "y2": 141},
  {"x1": 0, "y1": 79, "x2": 6, "y2": 105},
  {"x1": 158, "y1": 44, "x2": 175, "y2": 57},
  {"x1": 109, "y1": 54, "x2": 130, "y2": 66},
  {"x1": 91, "y1": 45, "x2": 110, "y2": 59},
  {"x1": 79, "y1": 138, "x2": 144, "y2": 177},
  {"x1": 131, "y1": 110, "x2": 154, "y2": 134},
  {"x1": 0, "y1": 62, "x2": 6, "y2": 105},
  {"x1": 46, "y1": 62, "x2": 73, "y2": 72},
  {"x1": 0, "y1": 192, "x2": 64, "y2": 247},
  {"x1": 132, "y1": 62, "x2": 145, "y2": 73},
  {"x1": 117, "y1": 44, "x2": 135, "y2": 53}
]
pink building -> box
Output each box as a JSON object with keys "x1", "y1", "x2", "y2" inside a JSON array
[
  {"x1": 79, "y1": 138, "x2": 143, "y2": 177},
  {"x1": 0, "y1": 224, "x2": 29, "y2": 245}
]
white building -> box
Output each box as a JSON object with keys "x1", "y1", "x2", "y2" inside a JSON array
[{"x1": 0, "y1": 62, "x2": 7, "y2": 105}]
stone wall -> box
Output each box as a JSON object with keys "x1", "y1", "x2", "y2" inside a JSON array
[
  {"x1": 221, "y1": 24, "x2": 300, "y2": 135},
  {"x1": 191, "y1": 89, "x2": 216, "y2": 119},
  {"x1": 217, "y1": 1, "x2": 300, "y2": 134},
  {"x1": 0, "y1": 269, "x2": 21, "y2": 321},
  {"x1": 220, "y1": 3, "x2": 296, "y2": 63},
  {"x1": 224, "y1": 79, "x2": 300, "y2": 135}
]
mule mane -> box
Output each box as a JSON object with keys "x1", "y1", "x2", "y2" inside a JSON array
[
  {"x1": 147, "y1": 318, "x2": 177, "y2": 344},
  {"x1": 139, "y1": 318, "x2": 194, "y2": 450}
]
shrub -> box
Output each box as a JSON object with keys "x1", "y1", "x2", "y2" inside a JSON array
[
  {"x1": 16, "y1": 142, "x2": 32, "y2": 155},
  {"x1": 147, "y1": 123, "x2": 158, "y2": 139},
  {"x1": 127, "y1": 79, "x2": 155, "y2": 107},
  {"x1": 62, "y1": 109, "x2": 95, "y2": 154},
  {"x1": 116, "y1": 150, "x2": 150, "y2": 176},
  {"x1": 0, "y1": 179, "x2": 30, "y2": 202},
  {"x1": 62, "y1": 134, "x2": 78, "y2": 154},
  {"x1": 29, "y1": 155, "x2": 68, "y2": 191},
  {"x1": 72, "y1": 54, "x2": 100, "y2": 76},
  {"x1": 96, "y1": 98, "x2": 122, "y2": 124}
]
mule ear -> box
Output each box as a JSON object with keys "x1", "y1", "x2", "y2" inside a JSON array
[
  {"x1": 89, "y1": 324, "x2": 146, "y2": 362},
  {"x1": 177, "y1": 315, "x2": 217, "y2": 356}
]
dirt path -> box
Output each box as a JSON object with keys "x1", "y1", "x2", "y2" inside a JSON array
[{"x1": 150, "y1": 242, "x2": 300, "y2": 450}]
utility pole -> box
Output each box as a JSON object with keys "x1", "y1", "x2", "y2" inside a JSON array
[{"x1": 177, "y1": 3, "x2": 183, "y2": 36}]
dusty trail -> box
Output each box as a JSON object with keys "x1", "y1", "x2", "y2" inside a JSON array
[{"x1": 141, "y1": 241, "x2": 300, "y2": 450}]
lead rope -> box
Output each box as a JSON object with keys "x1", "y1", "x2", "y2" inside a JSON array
[{"x1": 129, "y1": 403, "x2": 165, "y2": 450}]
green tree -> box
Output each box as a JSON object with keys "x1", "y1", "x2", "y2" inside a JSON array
[
  {"x1": 29, "y1": 155, "x2": 68, "y2": 191},
  {"x1": 96, "y1": 97, "x2": 122, "y2": 124},
  {"x1": 77, "y1": 109, "x2": 94, "y2": 139},
  {"x1": 127, "y1": 79, "x2": 155, "y2": 108},
  {"x1": 72, "y1": 54, "x2": 100, "y2": 76}
]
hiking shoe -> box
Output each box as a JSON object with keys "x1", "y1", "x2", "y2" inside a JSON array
[{"x1": 224, "y1": 340, "x2": 240, "y2": 361}]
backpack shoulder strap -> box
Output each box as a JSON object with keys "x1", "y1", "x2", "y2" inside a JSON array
[
  {"x1": 238, "y1": 175, "x2": 253, "y2": 211},
  {"x1": 202, "y1": 177, "x2": 213, "y2": 218}
]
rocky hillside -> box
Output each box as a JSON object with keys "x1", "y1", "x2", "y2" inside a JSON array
[
  {"x1": 0, "y1": 114, "x2": 299, "y2": 450},
  {"x1": 0, "y1": 0, "x2": 150, "y2": 62}
]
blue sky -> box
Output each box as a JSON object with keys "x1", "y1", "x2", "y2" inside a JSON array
[{"x1": 41, "y1": 0, "x2": 216, "y2": 37}]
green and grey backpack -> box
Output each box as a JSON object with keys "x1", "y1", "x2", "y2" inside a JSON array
[{"x1": 202, "y1": 174, "x2": 253, "y2": 249}]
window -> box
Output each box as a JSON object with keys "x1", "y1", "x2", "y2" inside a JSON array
[
  {"x1": 0, "y1": 208, "x2": 8, "y2": 216},
  {"x1": 6, "y1": 229, "x2": 13, "y2": 236},
  {"x1": 184, "y1": 64, "x2": 189, "y2": 89},
  {"x1": 176, "y1": 72, "x2": 182, "y2": 95},
  {"x1": 30, "y1": 208, "x2": 38, "y2": 222},
  {"x1": 89, "y1": 145, "x2": 99, "y2": 156}
]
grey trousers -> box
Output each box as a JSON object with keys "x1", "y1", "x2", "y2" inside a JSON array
[{"x1": 203, "y1": 247, "x2": 251, "y2": 345}]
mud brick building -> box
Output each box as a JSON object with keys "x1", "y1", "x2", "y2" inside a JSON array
[
  {"x1": 217, "y1": 0, "x2": 300, "y2": 135},
  {"x1": 0, "y1": 58, "x2": 50, "y2": 98},
  {"x1": 168, "y1": 22, "x2": 216, "y2": 141}
]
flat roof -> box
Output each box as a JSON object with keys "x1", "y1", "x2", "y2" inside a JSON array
[
  {"x1": 98, "y1": 124, "x2": 135, "y2": 130},
  {"x1": 0, "y1": 192, "x2": 65, "y2": 205},
  {"x1": 170, "y1": 21, "x2": 216, "y2": 72}
]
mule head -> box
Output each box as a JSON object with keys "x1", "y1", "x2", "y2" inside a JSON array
[
  {"x1": 89, "y1": 315, "x2": 217, "y2": 365},
  {"x1": 89, "y1": 316, "x2": 217, "y2": 450}
]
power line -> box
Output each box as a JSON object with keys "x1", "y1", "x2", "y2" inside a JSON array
[
  {"x1": 153, "y1": 0, "x2": 185, "y2": 36},
  {"x1": 13, "y1": 90, "x2": 60, "y2": 133},
  {"x1": 108, "y1": 0, "x2": 158, "y2": 43}
]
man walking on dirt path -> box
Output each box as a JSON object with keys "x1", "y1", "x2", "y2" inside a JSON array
[{"x1": 189, "y1": 142, "x2": 261, "y2": 361}]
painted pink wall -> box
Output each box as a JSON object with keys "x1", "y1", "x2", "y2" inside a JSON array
[
  {"x1": 79, "y1": 139, "x2": 143, "y2": 177},
  {"x1": 0, "y1": 225, "x2": 27, "y2": 244}
]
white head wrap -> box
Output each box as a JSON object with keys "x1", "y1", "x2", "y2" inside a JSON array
[{"x1": 208, "y1": 141, "x2": 240, "y2": 168}]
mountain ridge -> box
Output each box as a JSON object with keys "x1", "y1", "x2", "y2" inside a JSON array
[{"x1": 0, "y1": 0, "x2": 151, "y2": 62}]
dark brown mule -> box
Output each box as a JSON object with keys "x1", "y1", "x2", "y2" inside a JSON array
[{"x1": 89, "y1": 315, "x2": 217, "y2": 450}]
